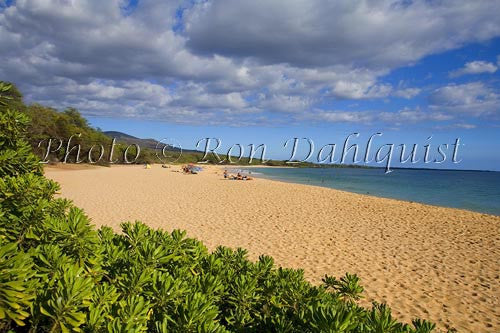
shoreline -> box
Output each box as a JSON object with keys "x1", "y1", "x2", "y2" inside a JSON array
[
  {"x1": 232, "y1": 166, "x2": 500, "y2": 217},
  {"x1": 46, "y1": 163, "x2": 497, "y2": 217},
  {"x1": 256, "y1": 177, "x2": 500, "y2": 218},
  {"x1": 45, "y1": 164, "x2": 500, "y2": 332},
  {"x1": 46, "y1": 163, "x2": 499, "y2": 217}
]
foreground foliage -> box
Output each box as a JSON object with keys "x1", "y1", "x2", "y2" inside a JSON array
[{"x1": 0, "y1": 82, "x2": 440, "y2": 332}]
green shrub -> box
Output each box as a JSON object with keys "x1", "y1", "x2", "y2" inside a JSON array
[
  {"x1": 0, "y1": 83, "x2": 442, "y2": 332},
  {"x1": 0, "y1": 242, "x2": 36, "y2": 328}
]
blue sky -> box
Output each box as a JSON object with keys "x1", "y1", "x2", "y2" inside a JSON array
[{"x1": 1, "y1": 1, "x2": 499, "y2": 170}]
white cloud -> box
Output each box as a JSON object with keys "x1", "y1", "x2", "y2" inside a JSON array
[
  {"x1": 299, "y1": 107, "x2": 453, "y2": 125},
  {"x1": 453, "y1": 123, "x2": 477, "y2": 129},
  {"x1": 301, "y1": 110, "x2": 374, "y2": 123},
  {"x1": 379, "y1": 108, "x2": 452, "y2": 124},
  {"x1": 331, "y1": 81, "x2": 392, "y2": 99},
  {"x1": 257, "y1": 94, "x2": 313, "y2": 113},
  {"x1": 171, "y1": 84, "x2": 248, "y2": 110},
  {"x1": 434, "y1": 123, "x2": 477, "y2": 130},
  {"x1": 449, "y1": 60, "x2": 497, "y2": 77},
  {"x1": 428, "y1": 82, "x2": 499, "y2": 116},
  {"x1": 393, "y1": 88, "x2": 421, "y2": 99}
]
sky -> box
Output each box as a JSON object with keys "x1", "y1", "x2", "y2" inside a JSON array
[{"x1": 1, "y1": 0, "x2": 499, "y2": 170}]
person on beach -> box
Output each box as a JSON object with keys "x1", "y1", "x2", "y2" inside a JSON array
[{"x1": 224, "y1": 170, "x2": 252, "y2": 180}]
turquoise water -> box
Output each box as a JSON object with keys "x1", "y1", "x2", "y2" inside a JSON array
[{"x1": 244, "y1": 167, "x2": 500, "y2": 216}]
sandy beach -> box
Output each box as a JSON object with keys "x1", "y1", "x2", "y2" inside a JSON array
[{"x1": 45, "y1": 164, "x2": 500, "y2": 332}]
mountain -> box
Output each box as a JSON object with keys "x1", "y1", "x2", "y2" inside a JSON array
[{"x1": 103, "y1": 131, "x2": 187, "y2": 152}]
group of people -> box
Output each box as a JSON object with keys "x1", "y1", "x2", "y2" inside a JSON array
[
  {"x1": 182, "y1": 164, "x2": 201, "y2": 174},
  {"x1": 223, "y1": 169, "x2": 253, "y2": 181}
]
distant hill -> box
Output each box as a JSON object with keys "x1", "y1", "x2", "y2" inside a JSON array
[{"x1": 104, "y1": 131, "x2": 195, "y2": 152}]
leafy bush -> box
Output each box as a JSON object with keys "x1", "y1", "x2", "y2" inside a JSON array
[{"x1": 0, "y1": 83, "x2": 441, "y2": 332}]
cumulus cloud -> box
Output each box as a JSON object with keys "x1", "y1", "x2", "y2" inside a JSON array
[
  {"x1": 449, "y1": 60, "x2": 498, "y2": 77},
  {"x1": 257, "y1": 93, "x2": 313, "y2": 113},
  {"x1": 330, "y1": 81, "x2": 392, "y2": 99},
  {"x1": 185, "y1": 0, "x2": 500, "y2": 69},
  {"x1": 299, "y1": 107, "x2": 452, "y2": 125},
  {"x1": 0, "y1": 0, "x2": 499, "y2": 126},
  {"x1": 428, "y1": 82, "x2": 499, "y2": 116}
]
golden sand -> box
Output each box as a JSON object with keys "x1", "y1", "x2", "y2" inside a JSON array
[{"x1": 45, "y1": 164, "x2": 500, "y2": 332}]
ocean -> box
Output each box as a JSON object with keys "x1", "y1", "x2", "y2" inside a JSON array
[{"x1": 241, "y1": 167, "x2": 500, "y2": 216}]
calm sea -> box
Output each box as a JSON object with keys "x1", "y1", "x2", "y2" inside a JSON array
[{"x1": 242, "y1": 167, "x2": 500, "y2": 216}]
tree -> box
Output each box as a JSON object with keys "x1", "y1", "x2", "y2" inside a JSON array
[{"x1": 0, "y1": 81, "x2": 24, "y2": 113}]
